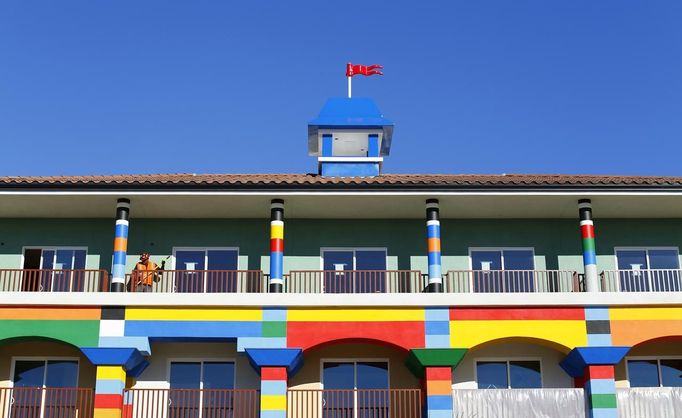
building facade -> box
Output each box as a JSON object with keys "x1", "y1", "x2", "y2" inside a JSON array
[{"x1": 0, "y1": 98, "x2": 681, "y2": 418}]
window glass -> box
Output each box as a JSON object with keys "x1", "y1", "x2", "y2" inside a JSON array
[
  {"x1": 41, "y1": 250, "x2": 56, "y2": 269},
  {"x1": 170, "y1": 362, "x2": 201, "y2": 389},
  {"x1": 627, "y1": 360, "x2": 660, "y2": 387},
  {"x1": 471, "y1": 251, "x2": 502, "y2": 271},
  {"x1": 45, "y1": 361, "x2": 78, "y2": 388},
  {"x1": 660, "y1": 359, "x2": 682, "y2": 387},
  {"x1": 502, "y1": 250, "x2": 535, "y2": 270},
  {"x1": 175, "y1": 251, "x2": 206, "y2": 271},
  {"x1": 323, "y1": 251, "x2": 354, "y2": 271},
  {"x1": 477, "y1": 361, "x2": 507, "y2": 389},
  {"x1": 206, "y1": 250, "x2": 238, "y2": 270},
  {"x1": 323, "y1": 362, "x2": 355, "y2": 389},
  {"x1": 648, "y1": 249, "x2": 680, "y2": 270},
  {"x1": 202, "y1": 362, "x2": 234, "y2": 389},
  {"x1": 13, "y1": 361, "x2": 46, "y2": 388},
  {"x1": 617, "y1": 250, "x2": 648, "y2": 270},
  {"x1": 355, "y1": 251, "x2": 387, "y2": 270},
  {"x1": 509, "y1": 361, "x2": 541, "y2": 388},
  {"x1": 356, "y1": 362, "x2": 388, "y2": 389}
]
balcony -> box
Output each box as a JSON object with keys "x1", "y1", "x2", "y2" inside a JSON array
[
  {"x1": 284, "y1": 270, "x2": 424, "y2": 293},
  {"x1": 125, "y1": 270, "x2": 265, "y2": 293},
  {"x1": 452, "y1": 388, "x2": 585, "y2": 418},
  {"x1": 444, "y1": 270, "x2": 581, "y2": 293},
  {"x1": 124, "y1": 388, "x2": 260, "y2": 418},
  {"x1": 0, "y1": 269, "x2": 109, "y2": 292},
  {"x1": 287, "y1": 389, "x2": 422, "y2": 418},
  {"x1": 601, "y1": 269, "x2": 682, "y2": 292},
  {"x1": 0, "y1": 387, "x2": 95, "y2": 418}
]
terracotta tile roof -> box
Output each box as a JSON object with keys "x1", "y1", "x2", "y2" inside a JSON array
[{"x1": 1, "y1": 173, "x2": 682, "y2": 188}]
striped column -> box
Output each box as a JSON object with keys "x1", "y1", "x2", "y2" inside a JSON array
[
  {"x1": 269, "y1": 199, "x2": 285, "y2": 293},
  {"x1": 579, "y1": 199, "x2": 599, "y2": 292},
  {"x1": 425, "y1": 366, "x2": 453, "y2": 418},
  {"x1": 260, "y1": 367, "x2": 287, "y2": 418},
  {"x1": 426, "y1": 199, "x2": 443, "y2": 292},
  {"x1": 94, "y1": 365, "x2": 126, "y2": 418},
  {"x1": 111, "y1": 199, "x2": 130, "y2": 293},
  {"x1": 584, "y1": 365, "x2": 617, "y2": 418}
]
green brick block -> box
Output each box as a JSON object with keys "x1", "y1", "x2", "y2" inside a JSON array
[
  {"x1": 262, "y1": 321, "x2": 286, "y2": 338},
  {"x1": 590, "y1": 393, "x2": 617, "y2": 409}
]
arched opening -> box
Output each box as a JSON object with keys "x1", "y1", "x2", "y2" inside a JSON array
[
  {"x1": 615, "y1": 335, "x2": 682, "y2": 388},
  {"x1": 289, "y1": 340, "x2": 422, "y2": 418},
  {"x1": 455, "y1": 337, "x2": 574, "y2": 389}
]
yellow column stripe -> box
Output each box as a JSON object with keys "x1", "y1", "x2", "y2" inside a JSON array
[
  {"x1": 96, "y1": 366, "x2": 126, "y2": 382},
  {"x1": 270, "y1": 223, "x2": 284, "y2": 239},
  {"x1": 93, "y1": 408, "x2": 122, "y2": 418},
  {"x1": 261, "y1": 394, "x2": 287, "y2": 410}
]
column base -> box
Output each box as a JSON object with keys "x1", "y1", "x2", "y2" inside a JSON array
[
  {"x1": 426, "y1": 282, "x2": 443, "y2": 293},
  {"x1": 111, "y1": 282, "x2": 125, "y2": 293},
  {"x1": 269, "y1": 283, "x2": 283, "y2": 293}
]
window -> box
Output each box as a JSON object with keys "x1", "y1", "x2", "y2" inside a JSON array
[
  {"x1": 470, "y1": 248, "x2": 535, "y2": 292},
  {"x1": 21, "y1": 247, "x2": 87, "y2": 291},
  {"x1": 476, "y1": 360, "x2": 542, "y2": 389},
  {"x1": 615, "y1": 248, "x2": 681, "y2": 291},
  {"x1": 11, "y1": 358, "x2": 79, "y2": 418},
  {"x1": 172, "y1": 248, "x2": 239, "y2": 293},
  {"x1": 321, "y1": 248, "x2": 387, "y2": 293},
  {"x1": 627, "y1": 358, "x2": 682, "y2": 387},
  {"x1": 322, "y1": 360, "x2": 389, "y2": 418},
  {"x1": 169, "y1": 361, "x2": 235, "y2": 418}
]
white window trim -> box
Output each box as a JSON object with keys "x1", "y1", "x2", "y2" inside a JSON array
[
  {"x1": 468, "y1": 247, "x2": 536, "y2": 271},
  {"x1": 473, "y1": 357, "x2": 543, "y2": 389},
  {"x1": 10, "y1": 357, "x2": 80, "y2": 388},
  {"x1": 171, "y1": 247, "x2": 240, "y2": 270},
  {"x1": 613, "y1": 247, "x2": 680, "y2": 271},
  {"x1": 166, "y1": 358, "x2": 237, "y2": 390},
  {"x1": 319, "y1": 247, "x2": 388, "y2": 271},
  {"x1": 20, "y1": 246, "x2": 88, "y2": 270},
  {"x1": 625, "y1": 355, "x2": 682, "y2": 388},
  {"x1": 319, "y1": 358, "x2": 391, "y2": 390}
]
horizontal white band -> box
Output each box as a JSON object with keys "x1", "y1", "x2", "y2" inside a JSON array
[
  {"x1": 270, "y1": 278, "x2": 284, "y2": 285},
  {"x1": 271, "y1": 220, "x2": 284, "y2": 226},
  {"x1": 580, "y1": 220, "x2": 594, "y2": 226},
  {"x1": 111, "y1": 277, "x2": 125, "y2": 284},
  {"x1": 116, "y1": 202, "x2": 131, "y2": 209},
  {"x1": 270, "y1": 203, "x2": 285, "y2": 210},
  {"x1": 317, "y1": 157, "x2": 383, "y2": 163},
  {"x1": 427, "y1": 220, "x2": 441, "y2": 226},
  {"x1": 578, "y1": 202, "x2": 592, "y2": 209},
  {"x1": 425, "y1": 202, "x2": 440, "y2": 209},
  {"x1": 115, "y1": 219, "x2": 129, "y2": 226}
]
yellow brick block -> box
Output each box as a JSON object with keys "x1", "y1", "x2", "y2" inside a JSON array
[
  {"x1": 261, "y1": 394, "x2": 287, "y2": 410},
  {"x1": 96, "y1": 366, "x2": 126, "y2": 382}
]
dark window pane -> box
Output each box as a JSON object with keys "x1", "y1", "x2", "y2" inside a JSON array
[
  {"x1": 356, "y1": 362, "x2": 388, "y2": 389},
  {"x1": 355, "y1": 251, "x2": 386, "y2": 270},
  {"x1": 203, "y1": 362, "x2": 234, "y2": 389},
  {"x1": 509, "y1": 361, "x2": 542, "y2": 388},
  {"x1": 206, "y1": 250, "x2": 239, "y2": 292},
  {"x1": 175, "y1": 251, "x2": 206, "y2": 293},
  {"x1": 628, "y1": 360, "x2": 660, "y2": 387},
  {"x1": 660, "y1": 359, "x2": 682, "y2": 387},
  {"x1": 617, "y1": 251, "x2": 650, "y2": 292},
  {"x1": 170, "y1": 362, "x2": 201, "y2": 389},
  {"x1": 502, "y1": 250, "x2": 535, "y2": 270},
  {"x1": 355, "y1": 251, "x2": 387, "y2": 293},
  {"x1": 206, "y1": 250, "x2": 238, "y2": 270},
  {"x1": 471, "y1": 251, "x2": 502, "y2": 271},
  {"x1": 477, "y1": 362, "x2": 507, "y2": 389},
  {"x1": 13, "y1": 361, "x2": 45, "y2": 387},
  {"x1": 323, "y1": 362, "x2": 355, "y2": 389},
  {"x1": 648, "y1": 250, "x2": 681, "y2": 291},
  {"x1": 472, "y1": 251, "x2": 503, "y2": 292},
  {"x1": 323, "y1": 252, "x2": 354, "y2": 293},
  {"x1": 45, "y1": 361, "x2": 78, "y2": 388}
]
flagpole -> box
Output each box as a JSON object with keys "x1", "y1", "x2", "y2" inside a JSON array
[{"x1": 347, "y1": 76, "x2": 352, "y2": 98}]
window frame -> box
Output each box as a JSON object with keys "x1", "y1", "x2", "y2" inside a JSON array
[
  {"x1": 171, "y1": 247, "x2": 240, "y2": 271},
  {"x1": 613, "y1": 247, "x2": 680, "y2": 271},
  {"x1": 319, "y1": 358, "x2": 391, "y2": 390},
  {"x1": 20, "y1": 246, "x2": 88, "y2": 270},
  {"x1": 319, "y1": 248, "x2": 388, "y2": 271},
  {"x1": 473, "y1": 357, "x2": 543, "y2": 389},
  {"x1": 625, "y1": 355, "x2": 682, "y2": 388},
  {"x1": 468, "y1": 247, "x2": 536, "y2": 271},
  {"x1": 10, "y1": 357, "x2": 81, "y2": 388}
]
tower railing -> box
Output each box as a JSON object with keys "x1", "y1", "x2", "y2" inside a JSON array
[
  {"x1": 600, "y1": 269, "x2": 682, "y2": 292},
  {"x1": 443, "y1": 270, "x2": 580, "y2": 293},
  {"x1": 287, "y1": 389, "x2": 422, "y2": 418},
  {"x1": 0, "y1": 269, "x2": 109, "y2": 292},
  {"x1": 284, "y1": 270, "x2": 424, "y2": 293},
  {"x1": 0, "y1": 387, "x2": 95, "y2": 418},
  {"x1": 124, "y1": 388, "x2": 260, "y2": 418},
  {"x1": 125, "y1": 270, "x2": 265, "y2": 293}
]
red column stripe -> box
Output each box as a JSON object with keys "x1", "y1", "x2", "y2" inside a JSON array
[
  {"x1": 262, "y1": 367, "x2": 288, "y2": 381},
  {"x1": 270, "y1": 239, "x2": 284, "y2": 252},
  {"x1": 94, "y1": 393, "x2": 123, "y2": 408},
  {"x1": 425, "y1": 367, "x2": 452, "y2": 381},
  {"x1": 581, "y1": 224, "x2": 595, "y2": 239},
  {"x1": 586, "y1": 365, "x2": 614, "y2": 380}
]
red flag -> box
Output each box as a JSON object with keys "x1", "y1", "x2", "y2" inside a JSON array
[{"x1": 346, "y1": 63, "x2": 384, "y2": 77}]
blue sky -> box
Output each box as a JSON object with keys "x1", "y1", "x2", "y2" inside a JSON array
[{"x1": 1, "y1": 1, "x2": 681, "y2": 176}]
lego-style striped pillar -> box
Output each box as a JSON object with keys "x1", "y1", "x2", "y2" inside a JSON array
[
  {"x1": 426, "y1": 199, "x2": 443, "y2": 292},
  {"x1": 584, "y1": 365, "x2": 617, "y2": 418},
  {"x1": 260, "y1": 367, "x2": 287, "y2": 418},
  {"x1": 269, "y1": 199, "x2": 285, "y2": 293},
  {"x1": 94, "y1": 365, "x2": 126, "y2": 418},
  {"x1": 579, "y1": 199, "x2": 599, "y2": 292},
  {"x1": 425, "y1": 367, "x2": 453, "y2": 417},
  {"x1": 111, "y1": 198, "x2": 130, "y2": 292}
]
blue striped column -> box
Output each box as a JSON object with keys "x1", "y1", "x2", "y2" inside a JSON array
[
  {"x1": 269, "y1": 199, "x2": 285, "y2": 293},
  {"x1": 579, "y1": 199, "x2": 599, "y2": 292},
  {"x1": 426, "y1": 199, "x2": 443, "y2": 292},
  {"x1": 111, "y1": 199, "x2": 130, "y2": 292}
]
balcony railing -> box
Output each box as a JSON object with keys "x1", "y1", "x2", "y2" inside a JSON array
[
  {"x1": 617, "y1": 387, "x2": 682, "y2": 418},
  {"x1": 284, "y1": 270, "x2": 425, "y2": 293},
  {"x1": 125, "y1": 270, "x2": 265, "y2": 293},
  {"x1": 287, "y1": 389, "x2": 422, "y2": 418},
  {"x1": 452, "y1": 388, "x2": 585, "y2": 418},
  {"x1": 601, "y1": 269, "x2": 682, "y2": 292},
  {"x1": 0, "y1": 269, "x2": 109, "y2": 292},
  {"x1": 444, "y1": 270, "x2": 580, "y2": 293},
  {"x1": 124, "y1": 388, "x2": 259, "y2": 418},
  {"x1": 0, "y1": 387, "x2": 95, "y2": 418}
]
